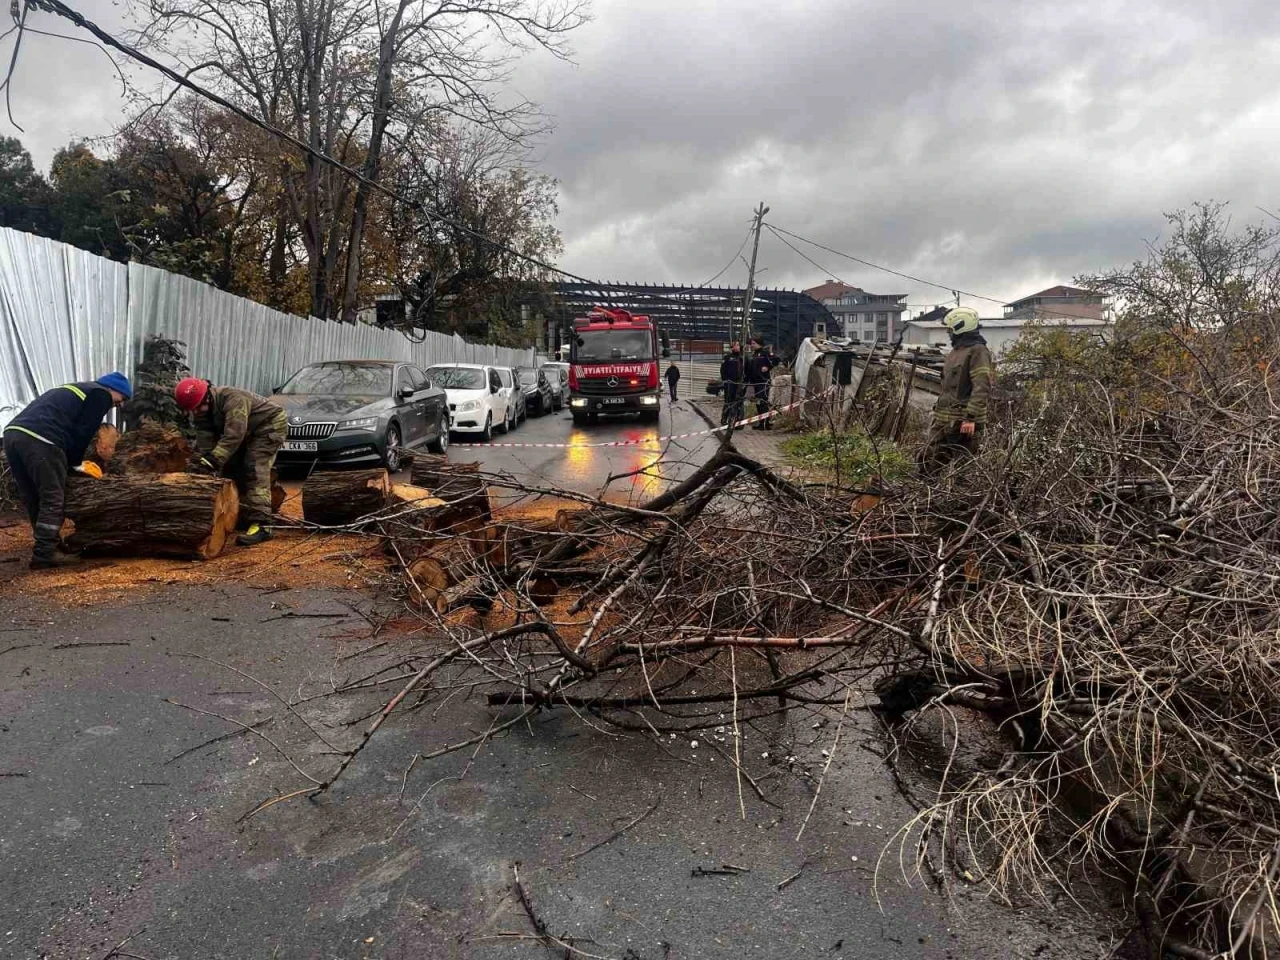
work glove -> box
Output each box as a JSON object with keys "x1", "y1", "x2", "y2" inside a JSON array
[
  {"x1": 190, "y1": 456, "x2": 221, "y2": 476},
  {"x1": 73, "y1": 461, "x2": 103, "y2": 479}
]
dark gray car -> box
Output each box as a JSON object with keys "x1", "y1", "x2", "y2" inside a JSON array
[{"x1": 273, "y1": 360, "x2": 449, "y2": 472}]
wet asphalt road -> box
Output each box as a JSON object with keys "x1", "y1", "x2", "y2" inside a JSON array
[
  {"x1": 0, "y1": 587, "x2": 1119, "y2": 960},
  {"x1": 0, "y1": 400, "x2": 1125, "y2": 959},
  {"x1": 438, "y1": 399, "x2": 720, "y2": 502}
]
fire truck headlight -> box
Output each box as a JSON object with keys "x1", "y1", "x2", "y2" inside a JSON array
[
  {"x1": 570, "y1": 398, "x2": 588, "y2": 408},
  {"x1": 640, "y1": 396, "x2": 658, "y2": 406}
]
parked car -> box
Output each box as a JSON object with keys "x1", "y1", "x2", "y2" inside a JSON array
[
  {"x1": 424, "y1": 363, "x2": 511, "y2": 441},
  {"x1": 499, "y1": 367, "x2": 525, "y2": 426},
  {"x1": 274, "y1": 359, "x2": 448, "y2": 472},
  {"x1": 541, "y1": 362, "x2": 569, "y2": 411},
  {"x1": 518, "y1": 367, "x2": 555, "y2": 416}
]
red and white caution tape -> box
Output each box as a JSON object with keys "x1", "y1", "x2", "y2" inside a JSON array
[{"x1": 451, "y1": 387, "x2": 835, "y2": 449}]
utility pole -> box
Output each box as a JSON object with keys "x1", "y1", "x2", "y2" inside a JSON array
[{"x1": 740, "y1": 202, "x2": 770, "y2": 347}]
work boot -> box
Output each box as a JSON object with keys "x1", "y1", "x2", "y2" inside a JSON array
[
  {"x1": 30, "y1": 543, "x2": 81, "y2": 569},
  {"x1": 236, "y1": 524, "x2": 272, "y2": 547}
]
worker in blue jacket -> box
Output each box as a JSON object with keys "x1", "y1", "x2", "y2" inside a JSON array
[{"x1": 2, "y1": 373, "x2": 131, "y2": 568}]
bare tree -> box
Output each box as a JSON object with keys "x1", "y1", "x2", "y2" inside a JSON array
[
  {"x1": 132, "y1": 0, "x2": 586, "y2": 321},
  {"x1": 337, "y1": 0, "x2": 586, "y2": 324}
]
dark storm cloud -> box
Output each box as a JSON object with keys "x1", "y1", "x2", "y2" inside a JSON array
[
  {"x1": 516, "y1": 0, "x2": 1280, "y2": 306},
  {"x1": 10, "y1": 0, "x2": 1280, "y2": 310}
]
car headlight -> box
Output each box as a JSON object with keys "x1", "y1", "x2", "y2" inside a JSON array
[
  {"x1": 339, "y1": 417, "x2": 379, "y2": 431},
  {"x1": 457, "y1": 399, "x2": 482, "y2": 412}
]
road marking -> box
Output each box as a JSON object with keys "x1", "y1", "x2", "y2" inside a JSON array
[{"x1": 451, "y1": 388, "x2": 834, "y2": 449}]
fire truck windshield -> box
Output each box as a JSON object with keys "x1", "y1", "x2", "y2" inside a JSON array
[{"x1": 573, "y1": 329, "x2": 653, "y2": 363}]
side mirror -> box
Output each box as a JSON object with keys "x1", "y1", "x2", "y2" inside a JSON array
[
  {"x1": 490, "y1": 384, "x2": 499, "y2": 395},
  {"x1": 398, "y1": 386, "x2": 415, "y2": 399}
]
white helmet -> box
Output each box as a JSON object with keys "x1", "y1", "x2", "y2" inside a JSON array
[{"x1": 943, "y1": 306, "x2": 980, "y2": 337}]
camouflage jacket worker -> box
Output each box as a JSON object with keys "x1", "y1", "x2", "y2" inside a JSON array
[
  {"x1": 193, "y1": 386, "x2": 286, "y2": 467},
  {"x1": 933, "y1": 333, "x2": 994, "y2": 430}
]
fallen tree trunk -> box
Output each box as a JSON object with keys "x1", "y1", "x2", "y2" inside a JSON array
[
  {"x1": 302, "y1": 469, "x2": 390, "y2": 526},
  {"x1": 65, "y1": 473, "x2": 239, "y2": 559}
]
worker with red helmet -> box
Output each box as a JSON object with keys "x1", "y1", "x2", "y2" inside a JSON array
[{"x1": 175, "y1": 378, "x2": 287, "y2": 546}]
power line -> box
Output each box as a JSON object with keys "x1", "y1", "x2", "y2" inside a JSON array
[
  {"x1": 696, "y1": 222, "x2": 755, "y2": 288},
  {"x1": 33, "y1": 0, "x2": 604, "y2": 293},
  {"x1": 767, "y1": 222, "x2": 1008, "y2": 306},
  {"x1": 767, "y1": 222, "x2": 1114, "y2": 325}
]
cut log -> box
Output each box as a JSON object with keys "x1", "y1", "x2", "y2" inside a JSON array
[
  {"x1": 107, "y1": 421, "x2": 193, "y2": 475},
  {"x1": 410, "y1": 456, "x2": 479, "y2": 489},
  {"x1": 528, "y1": 576, "x2": 559, "y2": 606},
  {"x1": 301, "y1": 469, "x2": 390, "y2": 526},
  {"x1": 0, "y1": 448, "x2": 17, "y2": 510},
  {"x1": 388, "y1": 483, "x2": 448, "y2": 511},
  {"x1": 88, "y1": 423, "x2": 119, "y2": 466},
  {"x1": 440, "y1": 576, "x2": 493, "y2": 614},
  {"x1": 64, "y1": 473, "x2": 239, "y2": 559}
]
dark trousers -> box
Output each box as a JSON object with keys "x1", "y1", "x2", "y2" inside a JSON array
[
  {"x1": 721, "y1": 384, "x2": 743, "y2": 425},
  {"x1": 917, "y1": 425, "x2": 981, "y2": 477},
  {"x1": 749, "y1": 383, "x2": 771, "y2": 427},
  {"x1": 3, "y1": 430, "x2": 68, "y2": 544},
  {"x1": 668, "y1": 380, "x2": 678, "y2": 401}
]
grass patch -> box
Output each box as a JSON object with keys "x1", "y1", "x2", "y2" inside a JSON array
[{"x1": 780, "y1": 430, "x2": 913, "y2": 483}]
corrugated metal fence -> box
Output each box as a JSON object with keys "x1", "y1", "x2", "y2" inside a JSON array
[{"x1": 0, "y1": 226, "x2": 534, "y2": 428}]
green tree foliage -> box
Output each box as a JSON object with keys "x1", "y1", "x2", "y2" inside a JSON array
[{"x1": 0, "y1": 137, "x2": 56, "y2": 235}]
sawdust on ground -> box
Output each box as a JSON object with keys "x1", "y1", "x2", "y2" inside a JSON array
[{"x1": 0, "y1": 486, "x2": 596, "y2": 609}]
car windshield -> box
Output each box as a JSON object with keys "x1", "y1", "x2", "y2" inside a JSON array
[
  {"x1": 280, "y1": 363, "x2": 391, "y2": 396},
  {"x1": 427, "y1": 366, "x2": 485, "y2": 390},
  {"x1": 573, "y1": 329, "x2": 653, "y2": 363},
  {"x1": 518, "y1": 368, "x2": 538, "y2": 385}
]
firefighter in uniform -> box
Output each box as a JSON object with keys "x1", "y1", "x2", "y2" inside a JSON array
[
  {"x1": 918, "y1": 307, "x2": 994, "y2": 476},
  {"x1": 174, "y1": 378, "x2": 287, "y2": 545}
]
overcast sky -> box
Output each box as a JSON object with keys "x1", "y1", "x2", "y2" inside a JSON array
[{"x1": 10, "y1": 0, "x2": 1280, "y2": 314}]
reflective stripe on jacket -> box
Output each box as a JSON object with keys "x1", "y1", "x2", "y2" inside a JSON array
[{"x1": 5, "y1": 382, "x2": 113, "y2": 461}]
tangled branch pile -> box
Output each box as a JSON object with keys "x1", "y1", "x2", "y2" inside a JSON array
[{"x1": 255, "y1": 208, "x2": 1280, "y2": 957}]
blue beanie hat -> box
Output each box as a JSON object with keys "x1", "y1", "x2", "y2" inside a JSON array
[{"x1": 96, "y1": 372, "x2": 133, "y2": 400}]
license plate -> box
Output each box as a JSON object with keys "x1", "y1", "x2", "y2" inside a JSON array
[
  {"x1": 283, "y1": 440, "x2": 318, "y2": 452},
  {"x1": 601, "y1": 397, "x2": 627, "y2": 405}
]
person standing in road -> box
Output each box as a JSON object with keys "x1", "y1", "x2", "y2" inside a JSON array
[
  {"x1": 1, "y1": 372, "x2": 131, "y2": 568},
  {"x1": 746, "y1": 341, "x2": 774, "y2": 430},
  {"x1": 665, "y1": 361, "x2": 681, "y2": 402},
  {"x1": 175, "y1": 378, "x2": 287, "y2": 546},
  {"x1": 719, "y1": 342, "x2": 744, "y2": 426},
  {"x1": 918, "y1": 307, "x2": 994, "y2": 476}
]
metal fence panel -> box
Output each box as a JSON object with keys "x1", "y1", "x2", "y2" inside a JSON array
[
  {"x1": 0, "y1": 226, "x2": 533, "y2": 428},
  {"x1": 0, "y1": 229, "x2": 129, "y2": 426}
]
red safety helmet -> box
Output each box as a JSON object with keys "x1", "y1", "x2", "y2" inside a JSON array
[{"x1": 175, "y1": 377, "x2": 210, "y2": 411}]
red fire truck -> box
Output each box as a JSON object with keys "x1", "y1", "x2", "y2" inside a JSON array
[{"x1": 567, "y1": 307, "x2": 668, "y2": 425}]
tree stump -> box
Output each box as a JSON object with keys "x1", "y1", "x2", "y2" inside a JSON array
[
  {"x1": 64, "y1": 473, "x2": 240, "y2": 559},
  {"x1": 301, "y1": 469, "x2": 390, "y2": 526}
]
